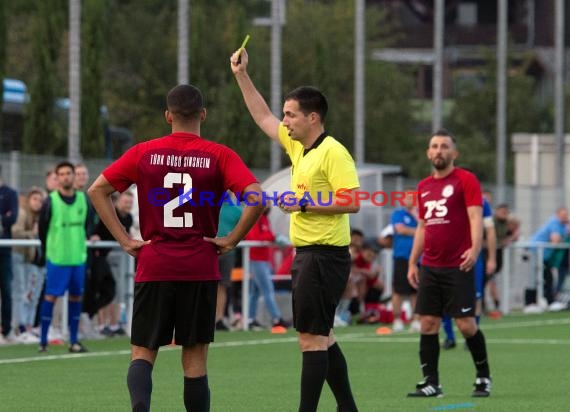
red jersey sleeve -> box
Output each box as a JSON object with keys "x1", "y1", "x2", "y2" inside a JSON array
[
  {"x1": 459, "y1": 169, "x2": 483, "y2": 208},
  {"x1": 417, "y1": 179, "x2": 428, "y2": 220},
  {"x1": 102, "y1": 144, "x2": 141, "y2": 192},
  {"x1": 219, "y1": 147, "x2": 258, "y2": 197}
]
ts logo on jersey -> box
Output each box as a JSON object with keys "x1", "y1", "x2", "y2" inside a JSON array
[{"x1": 424, "y1": 199, "x2": 448, "y2": 219}]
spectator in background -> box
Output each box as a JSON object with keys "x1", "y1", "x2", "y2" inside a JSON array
[
  {"x1": 91, "y1": 191, "x2": 134, "y2": 336},
  {"x1": 38, "y1": 161, "x2": 93, "y2": 353},
  {"x1": 335, "y1": 228, "x2": 366, "y2": 326},
  {"x1": 390, "y1": 190, "x2": 420, "y2": 333},
  {"x1": 349, "y1": 228, "x2": 364, "y2": 260},
  {"x1": 377, "y1": 224, "x2": 394, "y2": 249},
  {"x1": 556, "y1": 235, "x2": 570, "y2": 299},
  {"x1": 245, "y1": 206, "x2": 289, "y2": 331},
  {"x1": 216, "y1": 198, "x2": 243, "y2": 331},
  {"x1": 75, "y1": 163, "x2": 99, "y2": 338},
  {"x1": 11, "y1": 187, "x2": 45, "y2": 343},
  {"x1": 45, "y1": 169, "x2": 59, "y2": 193},
  {"x1": 485, "y1": 204, "x2": 519, "y2": 314},
  {"x1": 353, "y1": 243, "x2": 384, "y2": 324},
  {"x1": 74, "y1": 164, "x2": 90, "y2": 191},
  {"x1": 0, "y1": 166, "x2": 19, "y2": 344},
  {"x1": 34, "y1": 169, "x2": 59, "y2": 331},
  {"x1": 543, "y1": 231, "x2": 570, "y2": 310},
  {"x1": 526, "y1": 207, "x2": 569, "y2": 312}
]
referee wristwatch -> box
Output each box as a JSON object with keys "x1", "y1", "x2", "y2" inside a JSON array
[{"x1": 299, "y1": 199, "x2": 309, "y2": 213}]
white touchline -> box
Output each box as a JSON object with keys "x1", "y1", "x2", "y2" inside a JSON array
[{"x1": 1, "y1": 317, "x2": 568, "y2": 365}]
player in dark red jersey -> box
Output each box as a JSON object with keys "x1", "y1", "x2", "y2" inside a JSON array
[
  {"x1": 88, "y1": 84, "x2": 264, "y2": 412},
  {"x1": 406, "y1": 130, "x2": 492, "y2": 398}
]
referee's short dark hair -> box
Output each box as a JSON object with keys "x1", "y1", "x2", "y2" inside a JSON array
[
  {"x1": 166, "y1": 84, "x2": 204, "y2": 121},
  {"x1": 285, "y1": 86, "x2": 328, "y2": 122}
]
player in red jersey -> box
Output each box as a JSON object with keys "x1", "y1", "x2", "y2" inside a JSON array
[
  {"x1": 406, "y1": 130, "x2": 492, "y2": 398},
  {"x1": 88, "y1": 84, "x2": 264, "y2": 412}
]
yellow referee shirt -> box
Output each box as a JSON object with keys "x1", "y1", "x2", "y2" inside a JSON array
[{"x1": 278, "y1": 123, "x2": 360, "y2": 247}]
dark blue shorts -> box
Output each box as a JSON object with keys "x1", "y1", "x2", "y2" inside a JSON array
[{"x1": 45, "y1": 261, "x2": 86, "y2": 297}]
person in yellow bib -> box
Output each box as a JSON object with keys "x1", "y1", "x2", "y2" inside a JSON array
[
  {"x1": 231, "y1": 48, "x2": 360, "y2": 412},
  {"x1": 38, "y1": 161, "x2": 93, "y2": 353}
]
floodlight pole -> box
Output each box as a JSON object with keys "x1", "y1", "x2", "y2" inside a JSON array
[
  {"x1": 354, "y1": 0, "x2": 365, "y2": 166},
  {"x1": 178, "y1": 0, "x2": 189, "y2": 84},
  {"x1": 496, "y1": 0, "x2": 508, "y2": 204},
  {"x1": 68, "y1": 0, "x2": 81, "y2": 164},
  {"x1": 432, "y1": 0, "x2": 444, "y2": 132},
  {"x1": 254, "y1": 0, "x2": 285, "y2": 174},
  {"x1": 554, "y1": 0, "x2": 566, "y2": 205}
]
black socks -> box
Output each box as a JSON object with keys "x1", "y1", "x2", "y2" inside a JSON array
[
  {"x1": 465, "y1": 329, "x2": 491, "y2": 378},
  {"x1": 299, "y1": 350, "x2": 328, "y2": 412},
  {"x1": 127, "y1": 359, "x2": 153, "y2": 412},
  {"x1": 184, "y1": 375, "x2": 210, "y2": 412},
  {"x1": 326, "y1": 343, "x2": 358, "y2": 412},
  {"x1": 419, "y1": 334, "x2": 440, "y2": 385}
]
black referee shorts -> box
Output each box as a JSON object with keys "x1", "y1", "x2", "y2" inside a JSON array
[
  {"x1": 291, "y1": 245, "x2": 351, "y2": 336},
  {"x1": 131, "y1": 281, "x2": 218, "y2": 350},
  {"x1": 415, "y1": 266, "x2": 476, "y2": 318}
]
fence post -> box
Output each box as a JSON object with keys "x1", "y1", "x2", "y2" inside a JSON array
[
  {"x1": 501, "y1": 247, "x2": 510, "y2": 314},
  {"x1": 241, "y1": 245, "x2": 251, "y2": 331}
]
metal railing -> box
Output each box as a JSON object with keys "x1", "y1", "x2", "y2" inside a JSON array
[
  {"x1": 501, "y1": 241, "x2": 570, "y2": 314},
  {"x1": 3, "y1": 238, "x2": 562, "y2": 335},
  {"x1": 0, "y1": 239, "x2": 280, "y2": 334}
]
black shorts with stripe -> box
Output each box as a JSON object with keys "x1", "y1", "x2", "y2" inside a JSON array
[
  {"x1": 131, "y1": 281, "x2": 218, "y2": 350},
  {"x1": 291, "y1": 245, "x2": 351, "y2": 336},
  {"x1": 414, "y1": 266, "x2": 476, "y2": 318}
]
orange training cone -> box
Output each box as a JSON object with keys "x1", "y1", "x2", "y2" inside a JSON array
[
  {"x1": 376, "y1": 326, "x2": 392, "y2": 335},
  {"x1": 271, "y1": 326, "x2": 287, "y2": 334}
]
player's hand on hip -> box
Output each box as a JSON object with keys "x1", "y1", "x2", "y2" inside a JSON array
[
  {"x1": 122, "y1": 238, "x2": 151, "y2": 258},
  {"x1": 407, "y1": 265, "x2": 419, "y2": 289},
  {"x1": 203, "y1": 236, "x2": 235, "y2": 255},
  {"x1": 459, "y1": 248, "x2": 477, "y2": 272}
]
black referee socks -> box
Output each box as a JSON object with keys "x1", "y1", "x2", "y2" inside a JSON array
[
  {"x1": 326, "y1": 343, "x2": 358, "y2": 412},
  {"x1": 299, "y1": 350, "x2": 328, "y2": 412},
  {"x1": 184, "y1": 375, "x2": 210, "y2": 412}
]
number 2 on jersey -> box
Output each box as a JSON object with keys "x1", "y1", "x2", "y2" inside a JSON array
[{"x1": 163, "y1": 172, "x2": 193, "y2": 227}]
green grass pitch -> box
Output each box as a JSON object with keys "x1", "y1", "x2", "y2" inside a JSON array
[{"x1": 1, "y1": 311, "x2": 568, "y2": 411}]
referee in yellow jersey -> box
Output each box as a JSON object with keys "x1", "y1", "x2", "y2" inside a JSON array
[{"x1": 231, "y1": 49, "x2": 360, "y2": 412}]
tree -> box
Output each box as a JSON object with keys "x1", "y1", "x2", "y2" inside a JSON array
[
  {"x1": 283, "y1": 0, "x2": 414, "y2": 167},
  {"x1": 23, "y1": 0, "x2": 67, "y2": 155},
  {"x1": 103, "y1": 0, "x2": 177, "y2": 143},
  {"x1": 81, "y1": 0, "x2": 107, "y2": 157},
  {"x1": 446, "y1": 51, "x2": 547, "y2": 182},
  {"x1": 8, "y1": 0, "x2": 418, "y2": 170}
]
